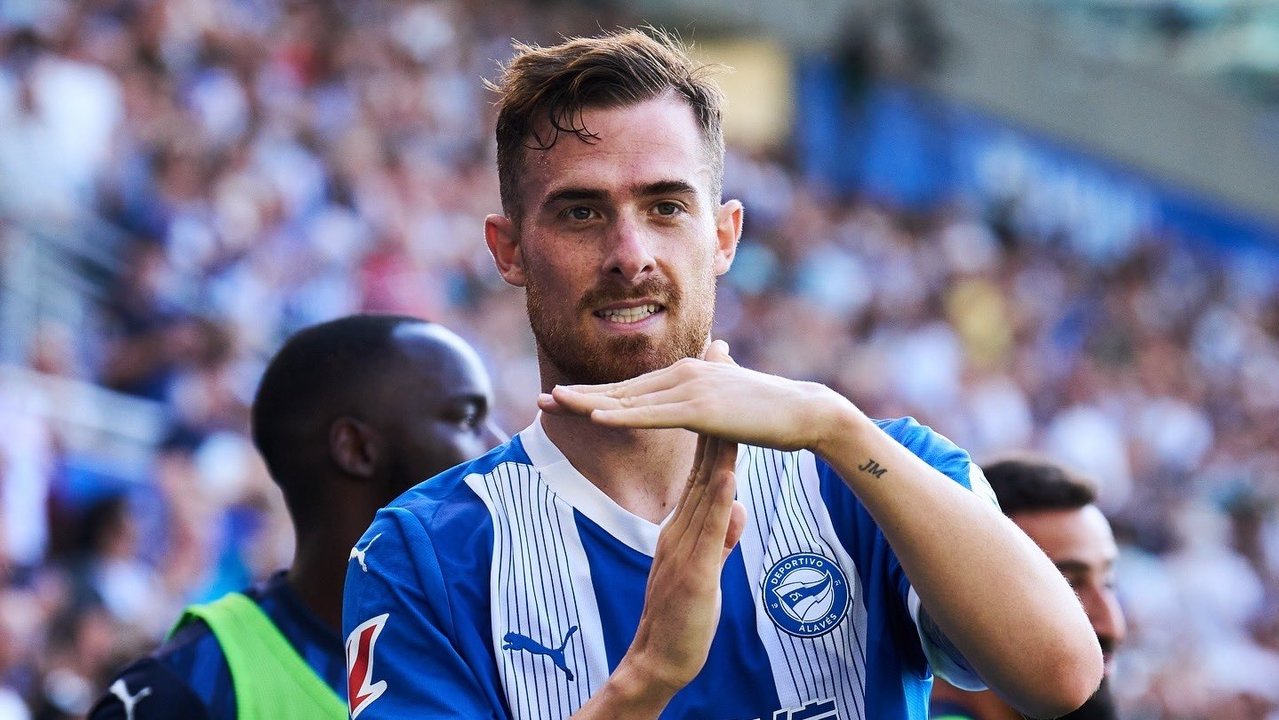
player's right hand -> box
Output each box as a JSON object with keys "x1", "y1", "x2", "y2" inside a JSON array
[
  {"x1": 580, "y1": 434, "x2": 745, "y2": 720},
  {"x1": 633, "y1": 434, "x2": 745, "y2": 690},
  {"x1": 570, "y1": 343, "x2": 746, "y2": 718}
]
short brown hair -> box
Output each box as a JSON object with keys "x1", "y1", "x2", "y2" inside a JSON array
[
  {"x1": 489, "y1": 28, "x2": 726, "y2": 220},
  {"x1": 980, "y1": 453, "x2": 1100, "y2": 516}
]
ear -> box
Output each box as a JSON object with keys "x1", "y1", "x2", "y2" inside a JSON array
[
  {"x1": 330, "y1": 417, "x2": 380, "y2": 479},
  {"x1": 713, "y1": 199, "x2": 743, "y2": 276},
  {"x1": 484, "y1": 214, "x2": 526, "y2": 287}
]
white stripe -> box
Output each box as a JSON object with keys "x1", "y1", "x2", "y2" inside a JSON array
[
  {"x1": 465, "y1": 462, "x2": 609, "y2": 719},
  {"x1": 738, "y1": 448, "x2": 869, "y2": 720},
  {"x1": 519, "y1": 417, "x2": 662, "y2": 555}
]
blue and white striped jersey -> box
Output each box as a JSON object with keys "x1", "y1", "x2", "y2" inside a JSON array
[{"x1": 342, "y1": 416, "x2": 987, "y2": 720}]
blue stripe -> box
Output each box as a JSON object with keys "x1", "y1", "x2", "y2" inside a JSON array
[
  {"x1": 746, "y1": 448, "x2": 805, "y2": 702},
  {"x1": 575, "y1": 510, "x2": 781, "y2": 718},
  {"x1": 769, "y1": 449, "x2": 823, "y2": 701},
  {"x1": 795, "y1": 456, "x2": 867, "y2": 718}
]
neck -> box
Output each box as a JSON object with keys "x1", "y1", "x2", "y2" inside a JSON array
[
  {"x1": 287, "y1": 537, "x2": 344, "y2": 631},
  {"x1": 287, "y1": 498, "x2": 375, "y2": 631},
  {"x1": 540, "y1": 410, "x2": 697, "y2": 524}
]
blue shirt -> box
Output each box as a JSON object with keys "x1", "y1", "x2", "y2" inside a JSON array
[
  {"x1": 89, "y1": 571, "x2": 346, "y2": 720},
  {"x1": 343, "y1": 417, "x2": 988, "y2": 720}
]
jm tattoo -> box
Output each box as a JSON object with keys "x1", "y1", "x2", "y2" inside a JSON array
[{"x1": 858, "y1": 459, "x2": 888, "y2": 478}]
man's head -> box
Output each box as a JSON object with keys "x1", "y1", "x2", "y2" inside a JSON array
[
  {"x1": 485, "y1": 29, "x2": 743, "y2": 386},
  {"x1": 983, "y1": 454, "x2": 1127, "y2": 718},
  {"x1": 491, "y1": 28, "x2": 726, "y2": 223},
  {"x1": 251, "y1": 315, "x2": 497, "y2": 529}
]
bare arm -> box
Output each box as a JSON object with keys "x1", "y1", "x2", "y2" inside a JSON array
[{"x1": 544, "y1": 343, "x2": 1102, "y2": 719}]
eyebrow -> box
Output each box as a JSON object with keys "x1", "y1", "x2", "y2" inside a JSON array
[
  {"x1": 539, "y1": 180, "x2": 699, "y2": 211},
  {"x1": 1053, "y1": 559, "x2": 1114, "y2": 575},
  {"x1": 636, "y1": 180, "x2": 698, "y2": 198},
  {"x1": 541, "y1": 187, "x2": 609, "y2": 209}
]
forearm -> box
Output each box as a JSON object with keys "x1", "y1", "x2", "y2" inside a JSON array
[
  {"x1": 810, "y1": 396, "x2": 1102, "y2": 718},
  {"x1": 570, "y1": 658, "x2": 677, "y2": 720}
]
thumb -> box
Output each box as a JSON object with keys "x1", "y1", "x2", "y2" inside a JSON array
[
  {"x1": 704, "y1": 339, "x2": 738, "y2": 366},
  {"x1": 721, "y1": 501, "x2": 747, "y2": 563}
]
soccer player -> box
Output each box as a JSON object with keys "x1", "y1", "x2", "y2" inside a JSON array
[
  {"x1": 930, "y1": 455, "x2": 1127, "y2": 720},
  {"x1": 89, "y1": 315, "x2": 498, "y2": 720},
  {"x1": 343, "y1": 29, "x2": 1102, "y2": 720}
]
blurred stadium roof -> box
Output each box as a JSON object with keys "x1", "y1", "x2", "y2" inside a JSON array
[{"x1": 1002, "y1": 0, "x2": 1279, "y2": 104}]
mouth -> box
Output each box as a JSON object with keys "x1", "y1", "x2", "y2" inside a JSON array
[{"x1": 592, "y1": 302, "x2": 664, "y2": 325}]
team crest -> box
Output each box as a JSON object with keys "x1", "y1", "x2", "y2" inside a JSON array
[
  {"x1": 764, "y1": 553, "x2": 850, "y2": 638},
  {"x1": 346, "y1": 614, "x2": 389, "y2": 718}
]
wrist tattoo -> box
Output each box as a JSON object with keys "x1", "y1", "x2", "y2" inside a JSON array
[{"x1": 857, "y1": 459, "x2": 888, "y2": 479}]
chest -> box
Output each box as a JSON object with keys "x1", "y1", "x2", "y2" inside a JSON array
[{"x1": 470, "y1": 450, "x2": 880, "y2": 720}]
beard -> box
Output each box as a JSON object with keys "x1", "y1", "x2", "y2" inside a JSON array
[
  {"x1": 526, "y1": 272, "x2": 715, "y2": 385},
  {"x1": 1057, "y1": 677, "x2": 1118, "y2": 720}
]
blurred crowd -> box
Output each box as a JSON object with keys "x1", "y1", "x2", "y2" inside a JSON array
[{"x1": 0, "y1": 1, "x2": 1276, "y2": 718}]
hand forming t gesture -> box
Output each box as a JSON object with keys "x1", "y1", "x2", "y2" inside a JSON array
[{"x1": 539, "y1": 340, "x2": 848, "y2": 454}]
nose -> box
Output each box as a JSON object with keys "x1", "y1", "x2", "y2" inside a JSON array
[
  {"x1": 484, "y1": 418, "x2": 510, "y2": 446},
  {"x1": 1081, "y1": 585, "x2": 1127, "y2": 657},
  {"x1": 602, "y1": 215, "x2": 656, "y2": 284}
]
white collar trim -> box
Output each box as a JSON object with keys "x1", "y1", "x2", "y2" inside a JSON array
[{"x1": 518, "y1": 414, "x2": 663, "y2": 557}]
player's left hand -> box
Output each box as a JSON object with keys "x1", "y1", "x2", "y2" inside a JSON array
[{"x1": 538, "y1": 340, "x2": 852, "y2": 452}]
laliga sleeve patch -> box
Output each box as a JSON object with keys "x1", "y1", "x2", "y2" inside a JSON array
[{"x1": 346, "y1": 614, "x2": 389, "y2": 718}]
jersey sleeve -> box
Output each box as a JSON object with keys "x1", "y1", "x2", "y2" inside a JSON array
[
  {"x1": 343, "y1": 506, "x2": 502, "y2": 719},
  {"x1": 820, "y1": 416, "x2": 989, "y2": 691},
  {"x1": 87, "y1": 659, "x2": 213, "y2": 720}
]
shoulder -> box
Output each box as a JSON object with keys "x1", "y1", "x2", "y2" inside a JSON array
[
  {"x1": 387, "y1": 437, "x2": 533, "y2": 529},
  {"x1": 345, "y1": 438, "x2": 526, "y2": 610},
  {"x1": 872, "y1": 416, "x2": 973, "y2": 487},
  {"x1": 88, "y1": 656, "x2": 213, "y2": 720},
  {"x1": 364, "y1": 438, "x2": 534, "y2": 570}
]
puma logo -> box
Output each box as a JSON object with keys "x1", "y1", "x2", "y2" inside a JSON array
[
  {"x1": 109, "y1": 679, "x2": 152, "y2": 720},
  {"x1": 349, "y1": 533, "x2": 382, "y2": 573},
  {"x1": 502, "y1": 626, "x2": 579, "y2": 680}
]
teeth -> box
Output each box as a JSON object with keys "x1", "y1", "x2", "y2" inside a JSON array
[{"x1": 598, "y1": 304, "x2": 660, "y2": 324}]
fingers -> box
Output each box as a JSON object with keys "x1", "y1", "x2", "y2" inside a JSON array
[
  {"x1": 703, "y1": 339, "x2": 738, "y2": 366},
  {"x1": 722, "y1": 501, "x2": 747, "y2": 563},
  {"x1": 661, "y1": 434, "x2": 709, "y2": 545},
  {"x1": 543, "y1": 346, "x2": 740, "y2": 428},
  {"x1": 674, "y1": 436, "x2": 723, "y2": 547},
  {"x1": 689, "y1": 440, "x2": 739, "y2": 563},
  {"x1": 590, "y1": 403, "x2": 698, "y2": 429},
  {"x1": 658, "y1": 436, "x2": 734, "y2": 566},
  {"x1": 559, "y1": 363, "x2": 684, "y2": 399},
  {"x1": 551, "y1": 384, "x2": 691, "y2": 417},
  {"x1": 537, "y1": 392, "x2": 566, "y2": 415}
]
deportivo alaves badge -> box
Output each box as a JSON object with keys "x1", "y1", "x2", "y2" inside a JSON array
[{"x1": 764, "y1": 553, "x2": 851, "y2": 638}]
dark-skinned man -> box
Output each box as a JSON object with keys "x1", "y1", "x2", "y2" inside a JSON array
[{"x1": 89, "y1": 314, "x2": 500, "y2": 720}]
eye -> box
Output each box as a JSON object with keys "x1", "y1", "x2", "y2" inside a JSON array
[
  {"x1": 653, "y1": 201, "x2": 683, "y2": 217},
  {"x1": 444, "y1": 402, "x2": 485, "y2": 431},
  {"x1": 563, "y1": 206, "x2": 597, "y2": 222}
]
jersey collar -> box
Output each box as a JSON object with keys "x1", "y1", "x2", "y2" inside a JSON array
[{"x1": 518, "y1": 414, "x2": 664, "y2": 556}]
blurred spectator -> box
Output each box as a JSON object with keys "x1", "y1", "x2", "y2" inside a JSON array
[{"x1": 930, "y1": 454, "x2": 1127, "y2": 720}]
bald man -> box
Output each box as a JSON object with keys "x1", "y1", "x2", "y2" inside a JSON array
[
  {"x1": 90, "y1": 314, "x2": 501, "y2": 720},
  {"x1": 930, "y1": 455, "x2": 1127, "y2": 720}
]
